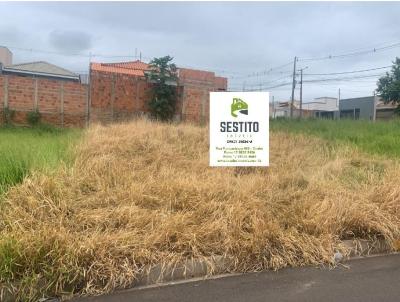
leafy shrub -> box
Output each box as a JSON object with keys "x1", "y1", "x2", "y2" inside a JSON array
[
  {"x1": 145, "y1": 56, "x2": 178, "y2": 121},
  {"x1": 26, "y1": 110, "x2": 41, "y2": 126}
]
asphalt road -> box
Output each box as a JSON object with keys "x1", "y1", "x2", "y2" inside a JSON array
[{"x1": 77, "y1": 254, "x2": 400, "y2": 302}]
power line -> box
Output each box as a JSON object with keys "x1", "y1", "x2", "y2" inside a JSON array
[
  {"x1": 233, "y1": 71, "x2": 386, "y2": 92},
  {"x1": 298, "y1": 42, "x2": 400, "y2": 62},
  {"x1": 229, "y1": 61, "x2": 293, "y2": 79},
  {"x1": 1, "y1": 44, "x2": 153, "y2": 60},
  {"x1": 3, "y1": 41, "x2": 397, "y2": 86},
  {"x1": 232, "y1": 64, "x2": 391, "y2": 91},
  {"x1": 228, "y1": 81, "x2": 293, "y2": 91},
  {"x1": 3, "y1": 43, "x2": 291, "y2": 78},
  {"x1": 303, "y1": 65, "x2": 392, "y2": 76},
  {"x1": 303, "y1": 73, "x2": 386, "y2": 84},
  {"x1": 233, "y1": 74, "x2": 293, "y2": 89},
  {"x1": 2, "y1": 44, "x2": 246, "y2": 76}
]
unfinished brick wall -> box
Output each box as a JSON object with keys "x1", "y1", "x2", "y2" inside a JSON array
[
  {"x1": 178, "y1": 68, "x2": 227, "y2": 123},
  {"x1": 89, "y1": 68, "x2": 227, "y2": 124},
  {"x1": 90, "y1": 70, "x2": 154, "y2": 123},
  {"x1": 0, "y1": 74, "x2": 88, "y2": 127}
]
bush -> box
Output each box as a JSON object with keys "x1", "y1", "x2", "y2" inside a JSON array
[
  {"x1": 26, "y1": 110, "x2": 41, "y2": 126},
  {"x1": 145, "y1": 56, "x2": 178, "y2": 121},
  {"x1": 3, "y1": 107, "x2": 15, "y2": 125}
]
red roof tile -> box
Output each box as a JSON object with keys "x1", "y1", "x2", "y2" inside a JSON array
[
  {"x1": 91, "y1": 61, "x2": 228, "y2": 87},
  {"x1": 91, "y1": 60, "x2": 149, "y2": 76}
]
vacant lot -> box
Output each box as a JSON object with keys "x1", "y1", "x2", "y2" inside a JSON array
[
  {"x1": 1, "y1": 119, "x2": 399, "y2": 301},
  {"x1": 0, "y1": 126, "x2": 81, "y2": 195},
  {"x1": 271, "y1": 118, "x2": 400, "y2": 157}
]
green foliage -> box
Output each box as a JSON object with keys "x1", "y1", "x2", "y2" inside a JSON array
[
  {"x1": 377, "y1": 57, "x2": 400, "y2": 107},
  {"x1": 0, "y1": 126, "x2": 81, "y2": 195},
  {"x1": 271, "y1": 118, "x2": 400, "y2": 158},
  {"x1": 0, "y1": 154, "x2": 28, "y2": 195},
  {"x1": 3, "y1": 107, "x2": 15, "y2": 125},
  {"x1": 146, "y1": 56, "x2": 178, "y2": 121},
  {"x1": 26, "y1": 110, "x2": 41, "y2": 126},
  {"x1": 0, "y1": 238, "x2": 20, "y2": 281}
]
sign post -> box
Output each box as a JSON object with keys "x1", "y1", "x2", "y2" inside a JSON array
[{"x1": 209, "y1": 92, "x2": 269, "y2": 167}]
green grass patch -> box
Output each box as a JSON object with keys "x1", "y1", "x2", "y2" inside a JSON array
[
  {"x1": 271, "y1": 118, "x2": 400, "y2": 158},
  {"x1": 0, "y1": 125, "x2": 81, "y2": 195}
]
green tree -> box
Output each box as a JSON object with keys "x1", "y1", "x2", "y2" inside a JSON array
[
  {"x1": 377, "y1": 57, "x2": 400, "y2": 108},
  {"x1": 146, "y1": 56, "x2": 178, "y2": 121}
]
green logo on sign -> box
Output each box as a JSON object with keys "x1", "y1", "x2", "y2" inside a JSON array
[{"x1": 231, "y1": 98, "x2": 248, "y2": 117}]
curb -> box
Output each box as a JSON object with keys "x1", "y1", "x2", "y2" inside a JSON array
[
  {"x1": 341, "y1": 238, "x2": 392, "y2": 258},
  {"x1": 134, "y1": 238, "x2": 392, "y2": 288},
  {"x1": 1, "y1": 238, "x2": 394, "y2": 301},
  {"x1": 135, "y1": 255, "x2": 229, "y2": 286}
]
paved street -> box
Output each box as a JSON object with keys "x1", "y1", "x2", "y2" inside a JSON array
[{"x1": 77, "y1": 254, "x2": 400, "y2": 302}]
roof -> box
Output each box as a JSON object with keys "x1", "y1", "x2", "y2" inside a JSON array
[
  {"x1": 277, "y1": 100, "x2": 300, "y2": 108},
  {"x1": 91, "y1": 60, "x2": 149, "y2": 76},
  {"x1": 314, "y1": 96, "x2": 337, "y2": 100},
  {"x1": 2, "y1": 61, "x2": 79, "y2": 80},
  {"x1": 340, "y1": 96, "x2": 375, "y2": 102},
  {"x1": 276, "y1": 99, "x2": 338, "y2": 112},
  {"x1": 376, "y1": 99, "x2": 398, "y2": 109},
  {"x1": 303, "y1": 97, "x2": 338, "y2": 111}
]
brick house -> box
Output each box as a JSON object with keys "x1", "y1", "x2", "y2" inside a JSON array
[
  {"x1": 89, "y1": 60, "x2": 228, "y2": 123},
  {"x1": 0, "y1": 54, "x2": 88, "y2": 127}
]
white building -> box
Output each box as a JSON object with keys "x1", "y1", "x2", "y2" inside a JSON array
[{"x1": 270, "y1": 97, "x2": 339, "y2": 119}]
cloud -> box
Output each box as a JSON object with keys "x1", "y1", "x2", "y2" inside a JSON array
[
  {"x1": 49, "y1": 30, "x2": 92, "y2": 53},
  {"x1": 0, "y1": 2, "x2": 400, "y2": 100},
  {"x1": 0, "y1": 26, "x2": 25, "y2": 46}
]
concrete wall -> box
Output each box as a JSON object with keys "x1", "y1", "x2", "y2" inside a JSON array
[
  {"x1": 0, "y1": 74, "x2": 88, "y2": 127},
  {"x1": 339, "y1": 96, "x2": 375, "y2": 120}
]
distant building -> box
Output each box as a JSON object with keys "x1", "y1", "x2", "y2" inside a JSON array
[
  {"x1": 302, "y1": 97, "x2": 338, "y2": 119},
  {"x1": 270, "y1": 100, "x2": 300, "y2": 118},
  {"x1": 339, "y1": 96, "x2": 398, "y2": 121},
  {"x1": 0, "y1": 50, "x2": 86, "y2": 127},
  {"x1": 271, "y1": 97, "x2": 338, "y2": 119},
  {"x1": 1, "y1": 61, "x2": 80, "y2": 81},
  {"x1": 0, "y1": 46, "x2": 12, "y2": 66},
  {"x1": 375, "y1": 99, "x2": 398, "y2": 120}
]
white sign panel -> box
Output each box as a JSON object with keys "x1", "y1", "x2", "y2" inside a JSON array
[{"x1": 210, "y1": 92, "x2": 269, "y2": 167}]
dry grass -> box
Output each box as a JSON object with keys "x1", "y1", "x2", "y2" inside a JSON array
[{"x1": 1, "y1": 119, "x2": 400, "y2": 301}]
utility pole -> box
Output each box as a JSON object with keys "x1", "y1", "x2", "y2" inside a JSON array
[
  {"x1": 338, "y1": 88, "x2": 341, "y2": 120},
  {"x1": 290, "y1": 56, "x2": 297, "y2": 118},
  {"x1": 299, "y1": 68, "x2": 303, "y2": 118},
  {"x1": 272, "y1": 95, "x2": 275, "y2": 118},
  {"x1": 297, "y1": 66, "x2": 308, "y2": 119}
]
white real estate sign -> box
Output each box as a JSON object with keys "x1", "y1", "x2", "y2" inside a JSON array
[{"x1": 209, "y1": 92, "x2": 269, "y2": 167}]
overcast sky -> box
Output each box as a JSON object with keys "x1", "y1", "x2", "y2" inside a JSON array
[{"x1": 1, "y1": 1, "x2": 400, "y2": 101}]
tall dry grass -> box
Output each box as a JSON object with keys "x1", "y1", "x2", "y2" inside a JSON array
[{"x1": 1, "y1": 119, "x2": 400, "y2": 300}]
